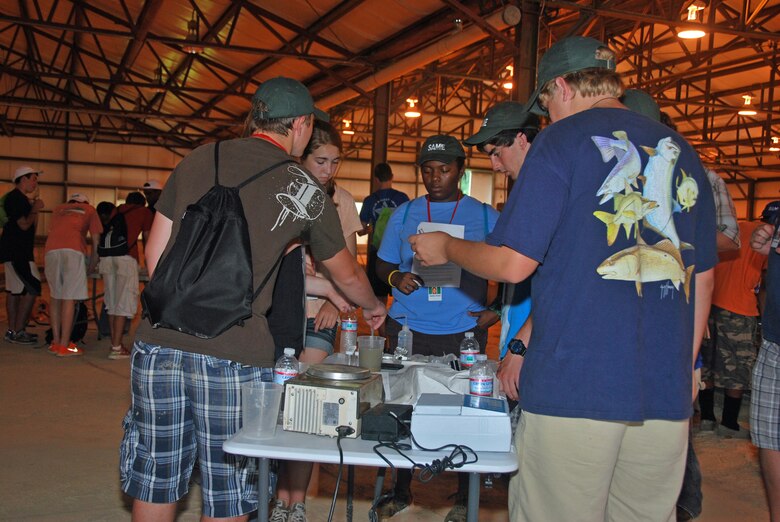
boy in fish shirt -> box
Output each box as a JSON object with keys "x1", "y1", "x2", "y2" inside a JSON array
[{"x1": 410, "y1": 36, "x2": 716, "y2": 521}]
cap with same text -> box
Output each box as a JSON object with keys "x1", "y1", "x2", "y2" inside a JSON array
[
  {"x1": 761, "y1": 201, "x2": 780, "y2": 224},
  {"x1": 418, "y1": 135, "x2": 466, "y2": 165},
  {"x1": 69, "y1": 193, "x2": 90, "y2": 204}
]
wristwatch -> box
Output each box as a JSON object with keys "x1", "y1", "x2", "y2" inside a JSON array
[{"x1": 507, "y1": 339, "x2": 527, "y2": 357}]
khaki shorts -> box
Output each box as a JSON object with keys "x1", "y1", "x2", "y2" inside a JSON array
[
  {"x1": 44, "y1": 249, "x2": 88, "y2": 300},
  {"x1": 99, "y1": 255, "x2": 139, "y2": 318},
  {"x1": 509, "y1": 412, "x2": 688, "y2": 522}
]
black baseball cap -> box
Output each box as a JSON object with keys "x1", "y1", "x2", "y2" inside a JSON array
[
  {"x1": 760, "y1": 200, "x2": 780, "y2": 224},
  {"x1": 464, "y1": 102, "x2": 539, "y2": 146},
  {"x1": 418, "y1": 135, "x2": 465, "y2": 165}
]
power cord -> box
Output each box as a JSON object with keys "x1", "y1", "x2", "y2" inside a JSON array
[
  {"x1": 327, "y1": 425, "x2": 355, "y2": 522},
  {"x1": 367, "y1": 413, "x2": 478, "y2": 522}
]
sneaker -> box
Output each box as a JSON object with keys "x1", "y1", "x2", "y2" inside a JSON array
[
  {"x1": 4, "y1": 329, "x2": 14, "y2": 342},
  {"x1": 109, "y1": 346, "x2": 131, "y2": 360},
  {"x1": 56, "y1": 342, "x2": 84, "y2": 357},
  {"x1": 270, "y1": 499, "x2": 289, "y2": 522},
  {"x1": 376, "y1": 491, "x2": 412, "y2": 518},
  {"x1": 676, "y1": 506, "x2": 695, "y2": 521},
  {"x1": 48, "y1": 343, "x2": 65, "y2": 355},
  {"x1": 717, "y1": 424, "x2": 750, "y2": 440},
  {"x1": 444, "y1": 503, "x2": 468, "y2": 522},
  {"x1": 698, "y1": 419, "x2": 717, "y2": 432},
  {"x1": 289, "y1": 502, "x2": 307, "y2": 522},
  {"x1": 8, "y1": 330, "x2": 37, "y2": 345}
]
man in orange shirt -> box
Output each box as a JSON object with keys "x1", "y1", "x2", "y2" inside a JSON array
[
  {"x1": 699, "y1": 219, "x2": 769, "y2": 437},
  {"x1": 44, "y1": 193, "x2": 102, "y2": 356}
]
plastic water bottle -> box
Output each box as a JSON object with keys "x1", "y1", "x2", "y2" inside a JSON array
[
  {"x1": 459, "y1": 331, "x2": 479, "y2": 369},
  {"x1": 340, "y1": 310, "x2": 358, "y2": 354},
  {"x1": 469, "y1": 354, "x2": 495, "y2": 396},
  {"x1": 273, "y1": 347, "x2": 299, "y2": 385},
  {"x1": 394, "y1": 321, "x2": 413, "y2": 358}
]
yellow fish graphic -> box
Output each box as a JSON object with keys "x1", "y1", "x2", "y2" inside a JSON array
[
  {"x1": 593, "y1": 187, "x2": 658, "y2": 246},
  {"x1": 675, "y1": 169, "x2": 699, "y2": 212},
  {"x1": 596, "y1": 237, "x2": 695, "y2": 302}
]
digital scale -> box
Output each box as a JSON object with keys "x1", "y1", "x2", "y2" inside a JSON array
[{"x1": 282, "y1": 364, "x2": 383, "y2": 438}]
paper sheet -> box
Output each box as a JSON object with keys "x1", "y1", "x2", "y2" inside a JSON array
[{"x1": 412, "y1": 222, "x2": 464, "y2": 287}]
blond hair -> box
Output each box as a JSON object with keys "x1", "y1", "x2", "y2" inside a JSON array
[{"x1": 538, "y1": 47, "x2": 624, "y2": 108}]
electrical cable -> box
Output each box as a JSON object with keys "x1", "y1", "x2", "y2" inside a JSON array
[
  {"x1": 366, "y1": 413, "x2": 478, "y2": 522},
  {"x1": 327, "y1": 425, "x2": 355, "y2": 522}
]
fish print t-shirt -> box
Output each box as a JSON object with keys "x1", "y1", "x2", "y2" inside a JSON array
[{"x1": 487, "y1": 108, "x2": 717, "y2": 422}]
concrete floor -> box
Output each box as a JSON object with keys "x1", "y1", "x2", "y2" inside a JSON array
[{"x1": 0, "y1": 310, "x2": 771, "y2": 521}]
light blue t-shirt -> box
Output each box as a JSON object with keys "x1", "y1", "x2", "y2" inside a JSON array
[{"x1": 378, "y1": 195, "x2": 499, "y2": 335}]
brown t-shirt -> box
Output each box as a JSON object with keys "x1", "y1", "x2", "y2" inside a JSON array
[{"x1": 136, "y1": 137, "x2": 346, "y2": 367}]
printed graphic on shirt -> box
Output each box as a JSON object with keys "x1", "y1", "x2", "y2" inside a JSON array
[
  {"x1": 592, "y1": 132, "x2": 699, "y2": 302},
  {"x1": 272, "y1": 164, "x2": 326, "y2": 231}
]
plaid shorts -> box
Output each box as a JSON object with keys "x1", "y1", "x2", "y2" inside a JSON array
[
  {"x1": 751, "y1": 339, "x2": 780, "y2": 451},
  {"x1": 119, "y1": 341, "x2": 272, "y2": 517}
]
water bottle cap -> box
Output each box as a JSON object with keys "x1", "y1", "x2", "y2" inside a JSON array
[
  {"x1": 464, "y1": 332, "x2": 474, "y2": 338},
  {"x1": 283, "y1": 347, "x2": 296, "y2": 356}
]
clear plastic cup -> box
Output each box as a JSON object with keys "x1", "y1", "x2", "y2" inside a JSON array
[
  {"x1": 241, "y1": 382, "x2": 283, "y2": 439},
  {"x1": 358, "y1": 335, "x2": 385, "y2": 371}
]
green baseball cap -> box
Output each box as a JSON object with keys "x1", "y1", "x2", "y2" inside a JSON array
[
  {"x1": 418, "y1": 135, "x2": 465, "y2": 165},
  {"x1": 464, "y1": 101, "x2": 540, "y2": 146},
  {"x1": 252, "y1": 77, "x2": 328, "y2": 121},
  {"x1": 525, "y1": 36, "x2": 616, "y2": 116},
  {"x1": 622, "y1": 89, "x2": 661, "y2": 122}
]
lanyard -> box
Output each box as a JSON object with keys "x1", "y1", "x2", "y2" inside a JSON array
[
  {"x1": 252, "y1": 132, "x2": 286, "y2": 152},
  {"x1": 426, "y1": 192, "x2": 461, "y2": 224}
]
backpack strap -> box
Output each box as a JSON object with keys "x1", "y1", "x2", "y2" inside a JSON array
[
  {"x1": 237, "y1": 160, "x2": 294, "y2": 190},
  {"x1": 214, "y1": 142, "x2": 221, "y2": 186},
  {"x1": 483, "y1": 202, "x2": 489, "y2": 238},
  {"x1": 252, "y1": 249, "x2": 287, "y2": 301}
]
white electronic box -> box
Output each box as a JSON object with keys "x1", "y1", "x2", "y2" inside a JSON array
[{"x1": 410, "y1": 393, "x2": 512, "y2": 452}]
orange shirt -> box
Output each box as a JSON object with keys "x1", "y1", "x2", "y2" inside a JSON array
[
  {"x1": 44, "y1": 202, "x2": 102, "y2": 254},
  {"x1": 711, "y1": 221, "x2": 768, "y2": 316},
  {"x1": 113, "y1": 203, "x2": 154, "y2": 262}
]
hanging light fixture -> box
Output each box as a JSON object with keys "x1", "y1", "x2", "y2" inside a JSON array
[
  {"x1": 404, "y1": 98, "x2": 421, "y2": 118},
  {"x1": 342, "y1": 119, "x2": 355, "y2": 135},
  {"x1": 770, "y1": 137, "x2": 780, "y2": 152},
  {"x1": 182, "y1": 11, "x2": 205, "y2": 54},
  {"x1": 153, "y1": 64, "x2": 166, "y2": 93},
  {"x1": 677, "y1": 2, "x2": 706, "y2": 39},
  {"x1": 738, "y1": 94, "x2": 758, "y2": 116},
  {"x1": 502, "y1": 65, "x2": 514, "y2": 90}
]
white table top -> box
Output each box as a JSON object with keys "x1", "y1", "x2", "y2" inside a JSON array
[{"x1": 224, "y1": 428, "x2": 518, "y2": 474}]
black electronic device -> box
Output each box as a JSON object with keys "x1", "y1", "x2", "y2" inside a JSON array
[
  {"x1": 380, "y1": 362, "x2": 404, "y2": 370},
  {"x1": 361, "y1": 403, "x2": 412, "y2": 442}
]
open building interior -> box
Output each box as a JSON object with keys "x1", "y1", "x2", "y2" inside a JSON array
[{"x1": 0, "y1": 0, "x2": 778, "y2": 520}]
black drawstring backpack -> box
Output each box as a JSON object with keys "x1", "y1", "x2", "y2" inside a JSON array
[{"x1": 141, "y1": 142, "x2": 291, "y2": 338}]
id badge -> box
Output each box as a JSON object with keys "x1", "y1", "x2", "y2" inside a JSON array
[{"x1": 428, "y1": 286, "x2": 442, "y2": 302}]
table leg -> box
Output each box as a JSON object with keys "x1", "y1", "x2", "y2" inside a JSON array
[
  {"x1": 467, "y1": 472, "x2": 480, "y2": 522},
  {"x1": 258, "y1": 457, "x2": 270, "y2": 521},
  {"x1": 346, "y1": 465, "x2": 354, "y2": 522},
  {"x1": 91, "y1": 277, "x2": 101, "y2": 340},
  {"x1": 373, "y1": 468, "x2": 385, "y2": 503}
]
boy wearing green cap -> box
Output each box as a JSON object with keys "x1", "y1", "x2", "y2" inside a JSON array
[
  {"x1": 411, "y1": 37, "x2": 717, "y2": 521},
  {"x1": 120, "y1": 77, "x2": 386, "y2": 522}
]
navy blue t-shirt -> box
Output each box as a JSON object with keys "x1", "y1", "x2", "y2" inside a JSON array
[
  {"x1": 487, "y1": 108, "x2": 717, "y2": 422},
  {"x1": 763, "y1": 249, "x2": 780, "y2": 344},
  {"x1": 360, "y1": 188, "x2": 409, "y2": 225}
]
